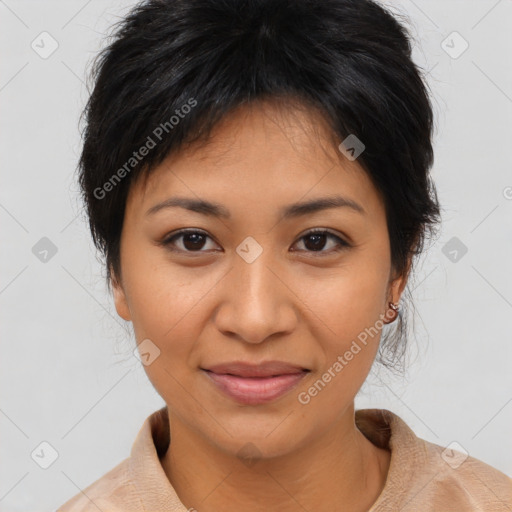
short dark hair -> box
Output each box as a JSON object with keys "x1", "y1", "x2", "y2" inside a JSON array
[{"x1": 77, "y1": 0, "x2": 442, "y2": 372}]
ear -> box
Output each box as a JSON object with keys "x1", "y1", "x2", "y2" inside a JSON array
[
  {"x1": 388, "y1": 253, "x2": 413, "y2": 304},
  {"x1": 111, "y1": 272, "x2": 132, "y2": 321},
  {"x1": 389, "y1": 273, "x2": 407, "y2": 304}
]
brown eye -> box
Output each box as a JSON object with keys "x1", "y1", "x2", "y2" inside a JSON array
[
  {"x1": 291, "y1": 229, "x2": 350, "y2": 254},
  {"x1": 180, "y1": 232, "x2": 207, "y2": 251},
  {"x1": 161, "y1": 229, "x2": 219, "y2": 253},
  {"x1": 159, "y1": 228, "x2": 350, "y2": 256}
]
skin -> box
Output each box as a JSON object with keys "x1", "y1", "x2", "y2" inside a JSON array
[{"x1": 112, "y1": 99, "x2": 410, "y2": 512}]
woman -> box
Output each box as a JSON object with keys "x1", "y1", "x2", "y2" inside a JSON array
[{"x1": 58, "y1": 0, "x2": 512, "y2": 510}]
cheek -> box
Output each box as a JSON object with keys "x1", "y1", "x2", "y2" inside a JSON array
[
  {"x1": 121, "y1": 257, "x2": 220, "y2": 397},
  {"x1": 123, "y1": 250, "x2": 218, "y2": 338},
  {"x1": 306, "y1": 260, "x2": 389, "y2": 347},
  {"x1": 299, "y1": 260, "x2": 389, "y2": 398}
]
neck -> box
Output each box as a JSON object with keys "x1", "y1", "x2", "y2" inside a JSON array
[{"x1": 161, "y1": 403, "x2": 390, "y2": 512}]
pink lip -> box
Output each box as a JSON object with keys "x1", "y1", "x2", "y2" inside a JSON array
[
  {"x1": 202, "y1": 370, "x2": 308, "y2": 405},
  {"x1": 201, "y1": 361, "x2": 310, "y2": 405}
]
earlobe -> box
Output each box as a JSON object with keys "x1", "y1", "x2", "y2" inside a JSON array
[
  {"x1": 111, "y1": 275, "x2": 132, "y2": 321},
  {"x1": 383, "y1": 275, "x2": 406, "y2": 324}
]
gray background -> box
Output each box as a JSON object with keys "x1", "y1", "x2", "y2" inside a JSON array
[{"x1": 1, "y1": 0, "x2": 511, "y2": 510}]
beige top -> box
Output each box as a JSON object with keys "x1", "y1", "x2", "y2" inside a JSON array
[{"x1": 57, "y1": 406, "x2": 512, "y2": 512}]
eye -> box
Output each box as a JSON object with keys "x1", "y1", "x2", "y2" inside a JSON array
[
  {"x1": 291, "y1": 228, "x2": 350, "y2": 255},
  {"x1": 160, "y1": 229, "x2": 220, "y2": 253},
  {"x1": 159, "y1": 228, "x2": 350, "y2": 255}
]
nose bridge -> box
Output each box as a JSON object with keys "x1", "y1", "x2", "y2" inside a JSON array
[
  {"x1": 214, "y1": 238, "x2": 295, "y2": 344},
  {"x1": 237, "y1": 241, "x2": 276, "y2": 304}
]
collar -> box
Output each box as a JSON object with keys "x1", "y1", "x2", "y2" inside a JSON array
[{"x1": 128, "y1": 405, "x2": 427, "y2": 511}]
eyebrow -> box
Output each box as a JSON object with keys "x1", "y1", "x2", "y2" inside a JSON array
[{"x1": 145, "y1": 194, "x2": 366, "y2": 219}]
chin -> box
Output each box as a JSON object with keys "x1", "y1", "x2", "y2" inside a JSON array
[{"x1": 204, "y1": 416, "x2": 309, "y2": 460}]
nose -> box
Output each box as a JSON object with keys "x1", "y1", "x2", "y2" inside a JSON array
[{"x1": 213, "y1": 247, "x2": 298, "y2": 344}]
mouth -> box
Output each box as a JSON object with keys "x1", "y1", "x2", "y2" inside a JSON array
[
  {"x1": 202, "y1": 361, "x2": 310, "y2": 378},
  {"x1": 200, "y1": 361, "x2": 310, "y2": 405}
]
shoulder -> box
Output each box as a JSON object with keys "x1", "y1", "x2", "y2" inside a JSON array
[
  {"x1": 356, "y1": 408, "x2": 512, "y2": 511},
  {"x1": 56, "y1": 457, "x2": 142, "y2": 512},
  {"x1": 416, "y1": 435, "x2": 512, "y2": 511},
  {"x1": 56, "y1": 406, "x2": 174, "y2": 511}
]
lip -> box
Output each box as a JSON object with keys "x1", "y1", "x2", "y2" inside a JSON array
[
  {"x1": 201, "y1": 361, "x2": 310, "y2": 405},
  {"x1": 204, "y1": 361, "x2": 309, "y2": 377}
]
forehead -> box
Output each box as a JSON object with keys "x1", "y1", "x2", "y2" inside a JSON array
[{"x1": 126, "y1": 100, "x2": 385, "y2": 222}]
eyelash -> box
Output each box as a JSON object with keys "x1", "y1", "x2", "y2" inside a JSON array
[{"x1": 159, "y1": 228, "x2": 350, "y2": 256}]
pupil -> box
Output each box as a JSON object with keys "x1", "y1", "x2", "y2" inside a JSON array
[
  {"x1": 183, "y1": 233, "x2": 205, "y2": 250},
  {"x1": 305, "y1": 234, "x2": 326, "y2": 251}
]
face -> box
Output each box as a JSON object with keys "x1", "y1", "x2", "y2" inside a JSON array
[{"x1": 112, "y1": 100, "x2": 406, "y2": 457}]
